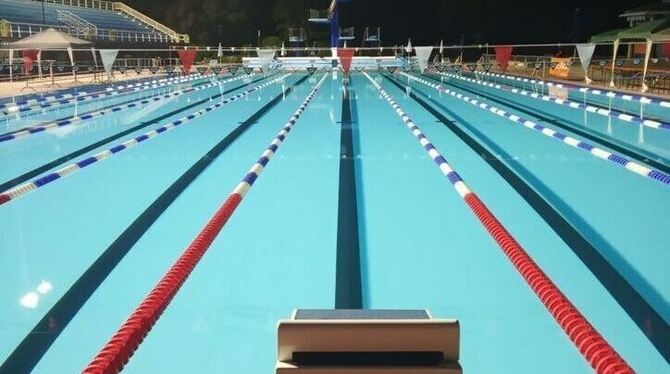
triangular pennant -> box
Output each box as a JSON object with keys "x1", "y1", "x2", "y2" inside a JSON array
[
  {"x1": 57, "y1": 64, "x2": 65, "y2": 72},
  {"x1": 256, "y1": 49, "x2": 276, "y2": 72},
  {"x1": 467, "y1": 63, "x2": 478, "y2": 72},
  {"x1": 22, "y1": 49, "x2": 38, "y2": 75},
  {"x1": 614, "y1": 60, "x2": 624, "y2": 67},
  {"x1": 134, "y1": 66, "x2": 143, "y2": 74},
  {"x1": 229, "y1": 66, "x2": 239, "y2": 75},
  {"x1": 244, "y1": 67, "x2": 253, "y2": 75},
  {"x1": 451, "y1": 64, "x2": 461, "y2": 72},
  {"x1": 99, "y1": 49, "x2": 119, "y2": 74},
  {"x1": 598, "y1": 60, "x2": 608, "y2": 67},
  {"x1": 414, "y1": 46, "x2": 433, "y2": 73},
  {"x1": 87, "y1": 65, "x2": 95, "y2": 72},
  {"x1": 150, "y1": 66, "x2": 159, "y2": 74},
  {"x1": 177, "y1": 49, "x2": 198, "y2": 74},
  {"x1": 338, "y1": 48, "x2": 355, "y2": 74},
  {"x1": 72, "y1": 65, "x2": 80, "y2": 73},
  {"x1": 165, "y1": 65, "x2": 175, "y2": 74},
  {"x1": 494, "y1": 46, "x2": 513, "y2": 73},
  {"x1": 197, "y1": 66, "x2": 208, "y2": 75},
  {"x1": 632, "y1": 58, "x2": 641, "y2": 65},
  {"x1": 211, "y1": 66, "x2": 222, "y2": 75},
  {"x1": 307, "y1": 67, "x2": 317, "y2": 74},
  {"x1": 534, "y1": 62, "x2": 542, "y2": 70},
  {"x1": 483, "y1": 63, "x2": 492, "y2": 72},
  {"x1": 549, "y1": 62, "x2": 558, "y2": 69},
  {"x1": 403, "y1": 65, "x2": 412, "y2": 72},
  {"x1": 436, "y1": 65, "x2": 445, "y2": 72},
  {"x1": 117, "y1": 65, "x2": 128, "y2": 73},
  {"x1": 387, "y1": 66, "x2": 397, "y2": 74},
  {"x1": 42, "y1": 64, "x2": 50, "y2": 72},
  {"x1": 13, "y1": 64, "x2": 21, "y2": 72}
]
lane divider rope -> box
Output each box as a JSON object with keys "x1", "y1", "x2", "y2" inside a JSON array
[
  {"x1": 82, "y1": 73, "x2": 327, "y2": 374},
  {"x1": 364, "y1": 71, "x2": 633, "y2": 374},
  {"x1": 0, "y1": 74, "x2": 290, "y2": 206},
  {"x1": 0, "y1": 74, "x2": 214, "y2": 115},
  {"x1": 0, "y1": 75, "x2": 245, "y2": 143},
  {"x1": 477, "y1": 70, "x2": 670, "y2": 108},
  {"x1": 402, "y1": 72, "x2": 670, "y2": 187},
  {"x1": 441, "y1": 72, "x2": 670, "y2": 131}
]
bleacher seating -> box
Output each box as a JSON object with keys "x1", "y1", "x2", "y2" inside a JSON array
[{"x1": 0, "y1": 0, "x2": 185, "y2": 43}]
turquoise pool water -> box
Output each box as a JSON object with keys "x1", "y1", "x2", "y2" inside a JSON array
[{"x1": 0, "y1": 70, "x2": 668, "y2": 373}]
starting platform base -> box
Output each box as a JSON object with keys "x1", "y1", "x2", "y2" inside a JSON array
[{"x1": 277, "y1": 361, "x2": 462, "y2": 374}]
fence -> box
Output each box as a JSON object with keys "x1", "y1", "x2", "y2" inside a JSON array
[{"x1": 0, "y1": 43, "x2": 669, "y2": 95}]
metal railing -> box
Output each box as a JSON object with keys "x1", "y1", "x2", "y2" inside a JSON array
[
  {"x1": 339, "y1": 27, "x2": 355, "y2": 40},
  {"x1": 364, "y1": 27, "x2": 380, "y2": 42},
  {"x1": 308, "y1": 9, "x2": 329, "y2": 20},
  {"x1": 112, "y1": 2, "x2": 189, "y2": 43},
  {"x1": 56, "y1": 9, "x2": 98, "y2": 36},
  {"x1": 2, "y1": 22, "x2": 170, "y2": 43},
  {"x1": 288, "y1": 28, "x2": 306, "y2": 43},
  {"x1": 36, "y1": 0, "x2": 115, "y2": 11}
]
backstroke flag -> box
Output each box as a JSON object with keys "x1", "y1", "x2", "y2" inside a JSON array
[
  {"x1": 494, "y1": 46, "x2": 513, "y2": 73},
  {"x1": 257, "y1": 49, "x2": 276, "y2": 72},
  {"x1": 338, "y1": 48, "x2": 355, "y2": 73},
  {"x1": 67, "y1": 47, "x2": 74, "y2": 69},
  {"x1": 405, "y1": 39, "x2": 413, "y2": 53},
  {"x1": 99, "y1": 49, "x2": 119, "y2": 74},
  {"x1": 177, "y1": 49, "x2": 198, "y2": 74},
  {"x1": 576, "y1": 43, "x2": 596, "y2": 83},
  {"x1": 415, "y1": 46, "x2": 433, "y2": 73}
]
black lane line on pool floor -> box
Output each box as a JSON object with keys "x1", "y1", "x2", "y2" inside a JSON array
[
  {"x1": 424, "y1": 73, "x2": 670, "y2": 173},
  {"x1": 0, "y1": 78, "x2": 214, "y2": 136},
  {"x1": 335, "y1": 77, "x2": 363, "y2": 309},
  {"x1": 0, "y1": 75, "x2": 271, "y2": 193},
  {"x1": 0, "y1": 74, "x2": 309, "y2": 374},
  {"x1": 384, "y1": 73, "x2": 670, "y2": 363}
]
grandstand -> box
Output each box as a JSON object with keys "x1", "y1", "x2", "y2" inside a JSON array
[{"x1": 0, "y1": 0, "x2": 189, "y2": 45}]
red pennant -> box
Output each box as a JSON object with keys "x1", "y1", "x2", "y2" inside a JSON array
[
  {"x1": 494, "y1": 46, "x2": 513, "y2": 73},
  {"x1": 662, "y1": 43, "x2": 670, "y2": 58},
  {"x1": 22, "y1": 49, "x2": 39, "y2": 75},
  {"x1": 338, "y1": 48, "x2": 355, "y2": 74},
  {"x1": 177, "y1": 49, "x2": 198, "y2": 74}
]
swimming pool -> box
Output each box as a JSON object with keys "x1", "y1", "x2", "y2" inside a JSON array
[{"x1": 0, "y1": 69, "x2": 668, "y2": 373}]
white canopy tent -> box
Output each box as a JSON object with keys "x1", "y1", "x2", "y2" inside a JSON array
[
  {"x1": 10, "y1": 27, "x2": 92, "y2": 49},
  {"x1": 9, "y1": 28, "x2": 92, "y2": 82}
]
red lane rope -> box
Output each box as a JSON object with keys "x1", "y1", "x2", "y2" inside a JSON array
[
  {"x1": 83, "y1": 194, "x2": 241, "y2": 373},
  {"x1": 464, "y1": 193, "x2": 633, "y2": 374},
  {"x1": 363, "y1": 70, "x2": 635, "y2": 373},
  {"x1": 82, "y1": 73, "x2": 328, "y2": 373}
]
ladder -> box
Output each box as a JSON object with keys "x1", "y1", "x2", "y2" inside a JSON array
[{"x1": 56, "y1": 10, "x2": 97, "y2": 38}]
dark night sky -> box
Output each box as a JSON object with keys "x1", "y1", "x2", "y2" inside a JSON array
[
  {"x1": 128, "y1": 0, "x2": 654, "y2": 45},
  {"x1": 336, "y1": 0, "x2": 649, "y2": 45}
]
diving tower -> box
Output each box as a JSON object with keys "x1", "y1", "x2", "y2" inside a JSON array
[{"x1": 307, "y1": 0, "x2": 353, "y2": 49}]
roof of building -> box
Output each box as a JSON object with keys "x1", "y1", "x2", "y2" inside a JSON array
[{"x1": 619, "y1": 1, "x2": 670, "y2": 18}]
